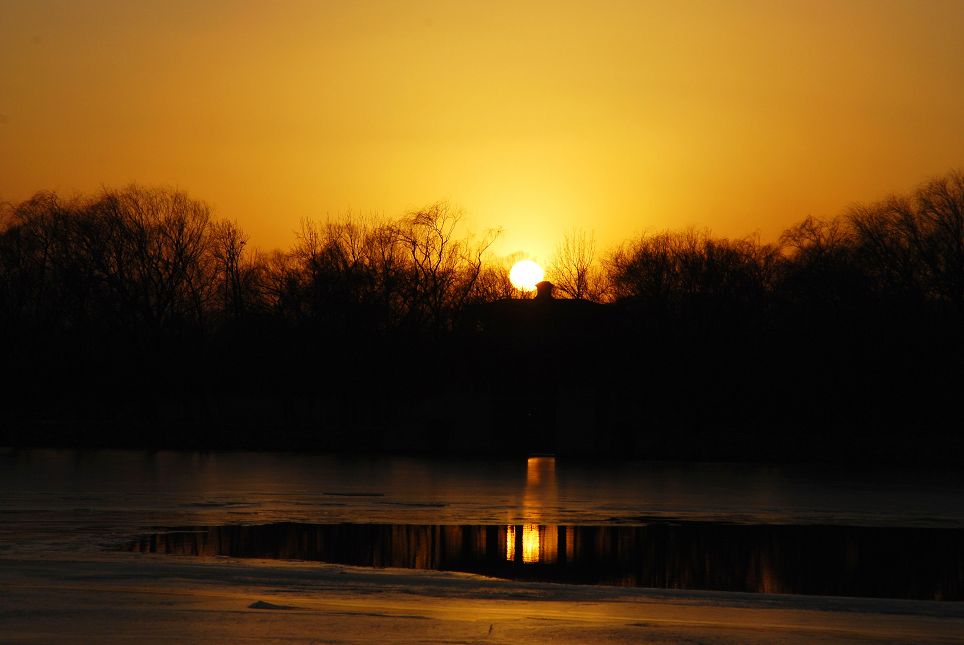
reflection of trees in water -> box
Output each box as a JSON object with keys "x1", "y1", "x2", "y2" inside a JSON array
[
  {"x1": 124, "y1": 461, "x2": 964, "y2": 601},
  {"x1": 129, "y1": 520, "x2": 964, "y2": 600}
]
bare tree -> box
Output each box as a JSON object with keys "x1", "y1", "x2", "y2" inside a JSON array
[
  {"x1": 780, "y1": 216, "x2": 849, "y2": 257},
  {"x1": 915, "y1": 170, "x2": 964, "y2": 309},
  {"x1": 472, "y1": 253, "x2": 521, "y2": 302},
  {"x1": 260, "y1": 249, "x2": 305, "y2": 320},
  {"x1": 548, "y1": 228, "x2": 606, "y2": 300},
  {"x1": 210, "y1": 220, "x2": 251, "y2": 320},
  {"x1": 90, "y1": 185, "x2": 216, "y2": 330},
  {"x1": 398, "y1": 202, "x2": 498, "y2": 330},
  {"x1": 845, "y1": 170, "x2": 964, "y2": 308},
  {"x1": 605, "y1": 228, "x2": 778, "y2": 307}
]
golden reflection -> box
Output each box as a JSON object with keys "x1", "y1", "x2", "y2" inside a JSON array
[
  {"x1": 522, "y1": 524, "x2": 541, "y2": 563},
  {"x1": 506, "y1": 457, "x2": 560, "y2": 564},
  {"x1": 526, "y1": 456, "x2": 554, "y2": 486},
  {"x1": 505, "y1": 523, "x2": 560, "y2": 563}
]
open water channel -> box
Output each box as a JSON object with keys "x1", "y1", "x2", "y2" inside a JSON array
[{"x1": 3, "y1": 449, "x2": 963, "y2": 600}]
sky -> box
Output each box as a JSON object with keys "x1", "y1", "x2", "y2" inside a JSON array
[{"x1": 1, "y1": 0, "x2": 962, "y2": 263}]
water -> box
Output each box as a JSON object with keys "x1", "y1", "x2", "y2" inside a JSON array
[
  {"x1": 3, "y1": 449, "x2": 964, "y2": 599},
  {"x1": 129, "y1": 522, "x2": 964, "y2": 600}
]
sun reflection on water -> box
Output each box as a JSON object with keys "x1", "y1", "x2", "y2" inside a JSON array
[
  {"x1": 506, "y1": 457, "x2": 560, "y2": 563},
  {"x1": 522, "y1": 524, "x2": 541, "y2": 563}
]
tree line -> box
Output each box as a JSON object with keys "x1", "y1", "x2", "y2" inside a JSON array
[
  {"x1": 1, "y1": 171, "x2": 962, "y2": 461},
  {"x1": 0, "y1": 188, "x2": 503, "y2": 336}
]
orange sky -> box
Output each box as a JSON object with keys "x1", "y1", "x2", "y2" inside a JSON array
[{"x1": 1, "y1": 0, "x2": 962, "y2": 263}]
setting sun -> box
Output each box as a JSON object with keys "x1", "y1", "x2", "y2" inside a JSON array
[{"x1": 509, "y1": 260, "x2": 545, "y2": 292}]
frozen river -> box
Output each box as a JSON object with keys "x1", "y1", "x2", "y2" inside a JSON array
[
  {"x1": 3, "y1": 449, "x2": 964, "y2": 553},
  {"x1": 3, "y1": 449, "x2": 964, "y2": 643}
]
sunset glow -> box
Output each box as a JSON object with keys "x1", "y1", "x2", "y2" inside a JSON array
[{"x1": 1, "y1": 1, "x2": 961, "y2": 257}]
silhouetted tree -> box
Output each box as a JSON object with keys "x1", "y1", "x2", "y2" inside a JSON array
[
  {"x1": 2, "y1": 172, "x2": 962, "y2": 461},
  {"x1": 606, "y1": 228, "x2": 779, "y2": 316},
  {"x1": 847, "y1": 171, "x2": 964, "y2": 312},
  {"x1": 548, "y1": 228, "x2": 608, "y2": 301},
  {"x1": 210, "y1": 219, "x2": 256, "y2": 320},
  {"x1": 397, "y1": 202, "x2": 498, "y2": 331},
  {"x1": 471, "y1": 254, "x2": 519, "y2": 302},
  {"x1": 84, "y1": 186, "x2": 217, "y2": 332}
]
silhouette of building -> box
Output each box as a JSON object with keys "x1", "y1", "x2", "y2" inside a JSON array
[{"x1": 462, "y1": 281, "x2": 613, "y2": 455}]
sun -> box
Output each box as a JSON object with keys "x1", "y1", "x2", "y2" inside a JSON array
[{"x1": 509, "y1": 259, "x2": 545, "y2": 292}]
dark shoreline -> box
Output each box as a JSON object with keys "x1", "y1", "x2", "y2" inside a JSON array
[{"x1": 4, "y1": 176, "x2": 963, "y2": 467}]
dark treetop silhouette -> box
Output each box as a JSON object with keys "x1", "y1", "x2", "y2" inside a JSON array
[{"x1": 1, "y1": 171, "x2": 962, "y2": 462}]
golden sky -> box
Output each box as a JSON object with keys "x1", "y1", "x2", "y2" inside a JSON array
[{"x1": 1, "y1": 0, "x2": 962, "y2": 262}]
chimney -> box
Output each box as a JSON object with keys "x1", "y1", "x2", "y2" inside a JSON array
[{"x1": 535, "y1": 281, "x2": 554, "y2": 300}]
